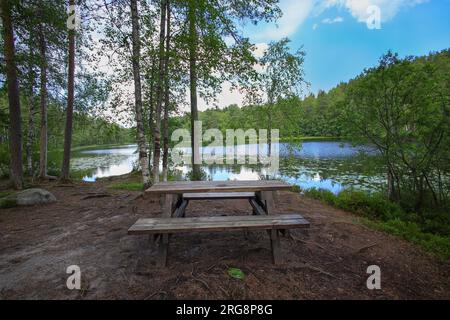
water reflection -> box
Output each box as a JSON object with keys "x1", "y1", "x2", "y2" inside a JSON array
[{"x1": 71, "y1": 141, "x2": 384, "y2": 193}]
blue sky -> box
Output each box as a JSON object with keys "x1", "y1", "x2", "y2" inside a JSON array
[{"x1": 204, "y1": 0, "x2": 450, "y2": 109}]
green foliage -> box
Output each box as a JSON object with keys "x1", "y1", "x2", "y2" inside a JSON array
[
  {"x1": 305, "y1": 188, "x2": 450, "y2": 260},
  {"x1": 344, "y1": 50, "x2": 450, "y2": 210},
  {"x1": 0, "y1": 197, "x2": 17, "y2": 209},
  {"x1": 363, "y1": 219, "x2": 450, "y2": 261},
  {"x1": 0, "y1": 89, "x2": 134, "y2": 178},
  {"x1": 305, "y1": 188, "x2": 405, "y2": 221},
  {"x1": 228, "y1": 268, "x2": 245, "y2": 280},
  {"x1": 110, "y1": 182, "x2": 144, "y2": 191}
]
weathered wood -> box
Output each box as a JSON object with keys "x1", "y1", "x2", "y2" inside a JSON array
[
  {"x1": 257, "y1": 191, "x2": 275, "y2": 215},
  {"x1": 163, "y1": 194, "x2": 174, "y2": 217},
  {"x1": 270, "y1": 229, "x2": 281, "y2": 264},
  {"x1": 249, "y1": 198, "x2": 266, "y2": 216},
  {"x1": 128, "y1": 214, "x2": 309, "y2": 235},
  {"x1": 183, "y1": 192, "x2": 255, "y2": 200},
  {"x1": 146, "y1": 180, "x2": 291, "y2": 194},
  {"x1": 173, "y1": 199, "x2": 189, "y2": 218},
  {"x1": 158, "y1": 234, "x2": 169, "y2": 267}
]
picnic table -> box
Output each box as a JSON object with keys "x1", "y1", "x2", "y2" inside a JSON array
[{"x1": 128, "y1": 180, "x2": 310, "y2": 266}]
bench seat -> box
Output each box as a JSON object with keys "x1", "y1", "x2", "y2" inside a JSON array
[
  {"x1": 128, "y1": 214, "x2": 310, "y2": 265},
  {"x1": 128, "y1": 214, "x2": 309, "y2": 235},
  {"x1": 182, "y1": 192, "x2": 255, "y2": 200}
]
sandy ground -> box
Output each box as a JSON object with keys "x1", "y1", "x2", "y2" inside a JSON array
[{"x1": 0, "y1": 180, "x2": 449, "y2": 299}]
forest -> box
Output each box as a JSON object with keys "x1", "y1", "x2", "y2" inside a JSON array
[
  {"x1": 1, "y1": 0, "x2": 450, "y2": 300},
  {"x1": 1, "y1": 0, "x2": 449, "y2": 212}
]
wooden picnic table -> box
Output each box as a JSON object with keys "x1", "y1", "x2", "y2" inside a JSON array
[
  {"x1": 145, "y1": 180, "x2": 292, "y2": 217},
  {"x1": 129, "y1": 180, "x2": 309, "y2": 266}
]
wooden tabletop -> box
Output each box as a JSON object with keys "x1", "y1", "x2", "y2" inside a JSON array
[{"x1": 145, "y1": 180, "x2": 292, "y2": 194}]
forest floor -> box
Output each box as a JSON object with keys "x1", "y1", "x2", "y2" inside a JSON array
[{"x1": 0, "y1": 176, "x2": 449, "y2": 299}]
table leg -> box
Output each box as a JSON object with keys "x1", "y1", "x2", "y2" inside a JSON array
[
  {"x1": 257, "y1": 191, "x2": 275, "y2": 215},
  {"x1": 158, "y1": 194, "x2": 175, "y2": 266},
  {"x1": 158, "y1": 234, "x2": 170, "y2": 267},
  {"x1": 270, "y1": 229, "x2": 281, "y2": 264}
]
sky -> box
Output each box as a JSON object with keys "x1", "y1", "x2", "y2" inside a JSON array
[{"x1": 200, "y1": 0, "x2": 450, "y2": 110}]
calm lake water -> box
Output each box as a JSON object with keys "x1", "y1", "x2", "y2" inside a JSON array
[{"x1": 71, "y1": 141, "x2": 385, "y2": 194}]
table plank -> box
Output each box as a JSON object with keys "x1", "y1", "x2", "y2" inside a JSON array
[{"x1": 145, "y1": 180, "x2": 291, "y2": 194}]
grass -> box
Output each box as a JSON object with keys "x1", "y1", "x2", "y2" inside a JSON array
[
  {"x1": 0, "y1": 191, "x2": 12, "y2": 198},
  {"x1": 0, "y1": 191, "x2": 16, "y2": 209},
  {"x1": 109, "y1": 181, "x2": 144, "y2": 191},
  {"x1": 303, "y1": 188, "x2": 450, "y2": 261}
]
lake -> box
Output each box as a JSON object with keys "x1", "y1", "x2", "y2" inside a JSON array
[{"x1": 70, "y1": 141, "x2": 385, "y2": 194}]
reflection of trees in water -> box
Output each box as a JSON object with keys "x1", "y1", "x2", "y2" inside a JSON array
[{"x1": 279, "y1": 154, "x2": 385, "y2": 191}]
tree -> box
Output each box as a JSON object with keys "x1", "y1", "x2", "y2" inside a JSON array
[
  {"x1": 162, "y1": 0, "x2": 171, "y2": 181},
  {"x1": 37, "y1": 13, "x2": 49, "y2": 179},
  {"x1": 187, "y1": 0, "x2": 201, "y2": 180},
  {"x1": 130, "y1": 0, "x2": 151, "y2": 187},
  {"x1": 61, "y1": 0, "x2": 76, "y2": 181},
  {"x1": 345, "y1": 51, "x2": 450, "y2": 209},
  {"x1": 152, "y1": 0, "x2": 167, "y2": 183},
  {"x1": 1, "y1": 0, "x2": 24, "y2": 189},
  {"x1": 258, "y1": 38, "x2": 306, "y2": 152}
]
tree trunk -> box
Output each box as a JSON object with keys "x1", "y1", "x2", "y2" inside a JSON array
[
  {"x1": 1, "y1": 0, "x2": 23, "y2": 189},
  {"x1": 38, "y1": 22, "x2": 48, "y2": 179},
  {"x1": 60, "y1": 0, "x2": 76, "y2": 182},
  {"x1": 267, "y1": 104, "x2": 272, "y2": 156},
  {"x1": 162, "y1": 0, "x2": 171, "y2": 182},
  {"x1": 148, "y1": 57, "x2": 156, "y2": 171},
  {"x1": 188, "y1": 0, "x2": 201, "y2": 180},
  {"x1": 152, "y1": 0, "x2": 167, "y2": 183},
  {"x1": 130, "y1": 0, "x2": 151, "y2": 187},
  {"x1": 26, "y1": 42, "x2": 35, "y2": 177}
]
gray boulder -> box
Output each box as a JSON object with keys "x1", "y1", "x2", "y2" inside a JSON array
[{"x1": 7, "y1": 188, "x2": 57, "y2": 206}]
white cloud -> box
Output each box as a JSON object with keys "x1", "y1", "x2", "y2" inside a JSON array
[
  {"x1": 322, "y1": 16, "x2": 344, "y2": 24},
  {"x1": 253, "y1": 0, "x2": 316, "y2": 41},
  {"x1": 322, "y1": 0, "x2": 428, "y2": 22},
  {"x1": 204, "y1": 0, "x2": 429, "y2": 109}
]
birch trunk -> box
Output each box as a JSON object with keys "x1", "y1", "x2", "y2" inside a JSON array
[
  {"x1": 130, "y1": 0, "x2": 151, "y2": 187},
  {"x1": 152, "y1": 0, "x2": 167, "y2": 183},
  {"x1": 162, "y1": 0, "x2": 171, "y2": 181}
]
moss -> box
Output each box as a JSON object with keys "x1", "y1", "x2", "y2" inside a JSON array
[{"x1": 0, "y1": 197, "x2": 17, "y2": 209}]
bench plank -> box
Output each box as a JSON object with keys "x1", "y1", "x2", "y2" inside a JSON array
[
  {"x1": 146, "y1": 180, "x2": 291, "y2": 194},
  {"x1": 128, "y1": 214, "x2": 309, "y2": 235},
  {"x1": 183, "y1": 192, "x2": 255, "y2": 200}
]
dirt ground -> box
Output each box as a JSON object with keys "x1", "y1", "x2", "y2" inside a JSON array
[{"x1": 0, "y1": 179, "x2": 449, "y2": 300}]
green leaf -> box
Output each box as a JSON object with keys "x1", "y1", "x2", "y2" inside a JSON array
[{"x1": 228, "y1": 268, "x2": 245, "y2": 280}]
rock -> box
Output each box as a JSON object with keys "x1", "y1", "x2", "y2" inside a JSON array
[{"x1": 4, "y1": 188, "x2": 57, "y2": 207}]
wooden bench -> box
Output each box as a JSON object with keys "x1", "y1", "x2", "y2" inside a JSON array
[
  {"x1": 183, "y1": 192, "x2": 255, "y2": 200},
  {"x1": 128, "y1": 214, "x2": 310, "y2": 266}
]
